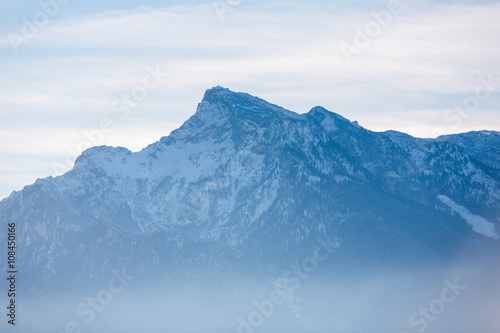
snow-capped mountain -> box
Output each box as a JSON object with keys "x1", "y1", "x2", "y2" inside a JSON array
[{"x1": 1, "y1": 86, "x2": 499, "y2": 291}]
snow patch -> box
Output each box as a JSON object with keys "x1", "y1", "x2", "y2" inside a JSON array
[
  {"x1": 320, "y1": 116, "x2": 337, "y2": 132},
  {"x1": 308, "y1": 176, "x2": 320, "y2": 183},
  {"x1": 437, "y1": 194, "x2": 498, "y2": 239},
  {"x1": 334, "y1": 175, "x2": 349, "y2": 183}
]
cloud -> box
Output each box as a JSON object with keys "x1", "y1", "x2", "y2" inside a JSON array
[{"x1": 0, "y1": 1, "x2": 499, "y2": 197}]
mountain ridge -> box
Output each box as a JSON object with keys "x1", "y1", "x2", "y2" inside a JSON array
[{"x1": 1, "y1": 87, "x2": 499, "y2": 292}]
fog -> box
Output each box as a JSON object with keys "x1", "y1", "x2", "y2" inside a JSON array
[{"x1": 4, "y1": 249, "x2": 500, "y2": 333}]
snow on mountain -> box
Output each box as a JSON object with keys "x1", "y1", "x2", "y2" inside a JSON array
[
  {"x1": 437, "y1": 130, "x2": 500, "y2": 169},
  {"x1": 437, "y1": 194, "x2": 498, "y2": 239},
  {"x1": 1, "y1": 86, "x2": 499, "y2": 291}
]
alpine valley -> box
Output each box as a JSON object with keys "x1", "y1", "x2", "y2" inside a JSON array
[{"x1": 1, "y1": 87, "x2": 499, "y2": 333}]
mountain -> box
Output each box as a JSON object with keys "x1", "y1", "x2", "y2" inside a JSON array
[
  {"x1": 437, "y1": 130, "x2": 500, "y2": 169},
  {"x1": 1, "y1": 86, "x2": 499, "y2": 293}
]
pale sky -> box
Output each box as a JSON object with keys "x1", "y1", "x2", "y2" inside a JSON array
[{"x1": 1, "y1": 0, "x2": 499, "y2": 199}]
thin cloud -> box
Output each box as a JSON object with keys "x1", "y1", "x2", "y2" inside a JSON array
[{"x1": 0, "y1": 1, "x2": 499, "y2": 197}]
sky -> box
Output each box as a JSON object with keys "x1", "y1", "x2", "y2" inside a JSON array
[{"x1": 0, "y1": 0, "x2": 499, "y2": 199}]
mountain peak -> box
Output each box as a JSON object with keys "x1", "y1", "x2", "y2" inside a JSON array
[
  {"x1": 1, "y1": 85, "x2": 500, "y2": 305},
  {"x1": 200, "y1": 86, "x2": 233, "y2": 103},
  {"x1": 193, "y1": 87, "x2": 303, "y2": 121},
  {"x1": 308, "y1": 106, "x2": 350, "y2": 122},
  {"x1": 306, "y1": 105, "x2": 358, "y2": 134}
]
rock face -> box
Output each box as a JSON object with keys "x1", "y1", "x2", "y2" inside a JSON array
[{"x1": 1, "y1": 86, "x2": 499, "y2": 291}]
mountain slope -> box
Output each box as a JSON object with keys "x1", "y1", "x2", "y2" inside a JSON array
[{"x1": 1, "y1": 86, "x2": 499, "y2": 291}]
